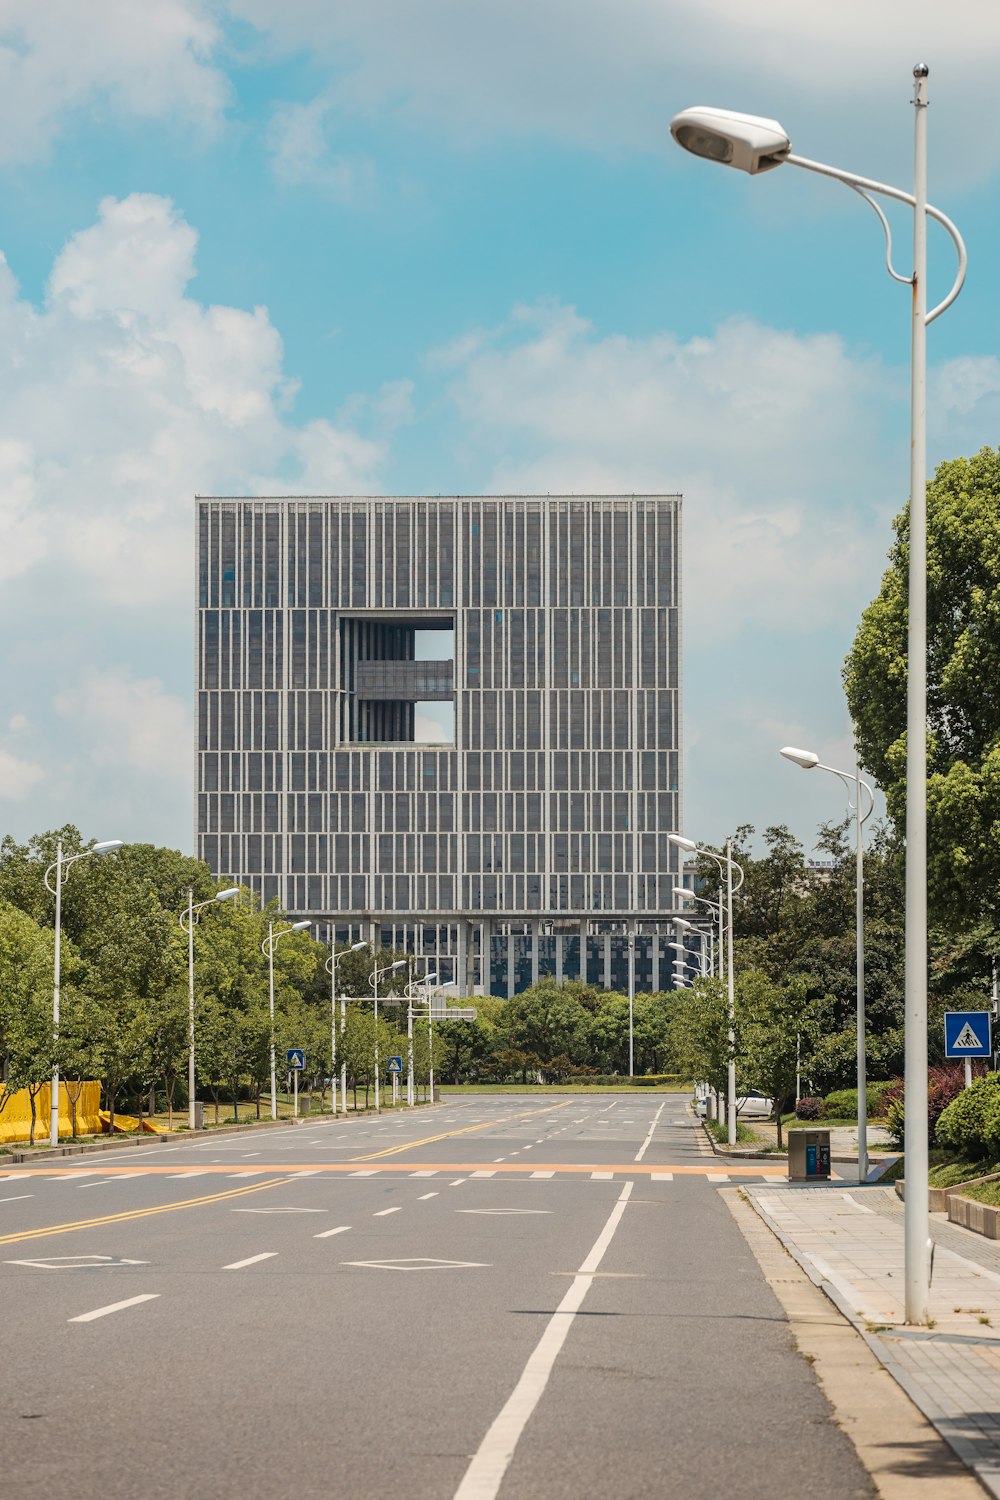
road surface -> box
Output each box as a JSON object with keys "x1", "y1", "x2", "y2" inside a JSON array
[{"x1": 0, "y1": 1094, "x2": 870, "y2": 1499}]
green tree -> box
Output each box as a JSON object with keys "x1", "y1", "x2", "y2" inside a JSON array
[
  {"x1": 845, "y1": 447, "x2": 1000, "y2": 927},
  {"x1": 0, "y1": 903, "x2": 57, "y2": 1142},
  {"x1": 739, "y1": 971, "x2": 812, "y2": 1149}
]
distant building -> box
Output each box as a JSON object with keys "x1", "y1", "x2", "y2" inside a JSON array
[{"x1": 195, "y1": 494, "x2": 690, "y2": 993}]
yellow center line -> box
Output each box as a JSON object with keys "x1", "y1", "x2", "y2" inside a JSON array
[
  {"x1": 0, "y1": 1176, "x2": 287, "y2": 1248},
  {"x1": 353, "y1": 1100, "x2": 575, "y2": 1160}
]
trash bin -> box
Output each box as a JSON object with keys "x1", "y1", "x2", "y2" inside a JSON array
[{"x1": 788, "y1": 1128, "x2": 831, "y2": 1181}]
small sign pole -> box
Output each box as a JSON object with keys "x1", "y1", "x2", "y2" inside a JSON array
[
  {"x1": 966, "y1": 1058, "x2": 973, "y2": 1090},
  {"x1": 294, "y1": 1065, "x2": 298, "y2": 1117}
]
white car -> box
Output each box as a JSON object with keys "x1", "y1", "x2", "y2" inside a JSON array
[{"x1": 736, "y1": 1089, "x2": 775, "y2": 1119}]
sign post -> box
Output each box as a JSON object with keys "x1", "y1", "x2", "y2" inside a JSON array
[
  {"x1": 944, "y1": 1012, "x2": 991, "y2": 1089},
  {"x1": 287, "y1": 1048, "x2": 304, "y2": 1117},
  {"x1": 387, "y1": 1055, "x2": 402, "y2": 1107}
]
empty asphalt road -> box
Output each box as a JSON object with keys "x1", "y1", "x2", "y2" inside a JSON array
[{"x1": 0, "y1": 1094, "x2": 871, "y2": 1499}]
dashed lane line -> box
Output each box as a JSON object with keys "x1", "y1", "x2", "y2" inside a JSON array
[
  {"x1": 315, "y1": 1225, "x2": 351, "y2": 1239},
  {"x1": 352, "y1": 1100, "x2": 574, "y2": 1161},
  {"x1": 69, "y1": 1294, "x2": 160, "y2": 1324},
  {"x1": 373, "y1": 1206, "x2": 402, "y2": 1217},
  {"x1": 223, "y1": 1252, "x2": 277, "y2": 1271},
  {"x1": 634, "y1": 1102, "x2": 666, "y2": 1162}
]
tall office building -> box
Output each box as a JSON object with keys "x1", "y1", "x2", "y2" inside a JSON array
[{"x1": 196, "y1": 494, "x2": 688, "y2": 994}]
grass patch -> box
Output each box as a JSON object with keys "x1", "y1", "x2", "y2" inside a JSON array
[
  {"x1": 929, "y1": 1155, "x2": 1000, "y2": 1189},
  {"x1": 705, "y1": 1119, "x2": 761, "y2": 1146},
  {"x1": 957, "y1": 1178, "x2": 1000, "y2": 1207}
]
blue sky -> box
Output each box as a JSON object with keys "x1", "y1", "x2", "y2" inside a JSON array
[{"x1": 1, "y1": 1, "x2": 998, "y2": 857}]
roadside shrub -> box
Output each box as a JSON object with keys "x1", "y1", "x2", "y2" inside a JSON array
[
  {"x1": 883, "y1": 1065, "x2": 967, "y2": 1147},
  {"x1": 823, "y1": 1082, "x2": 896, "y2": 1120},
  {"x1": 935, "y1": 1073, "x2": 1000, "y2": 1159},
  {"x1": 795, "y1": 1096, "x2": 824, "y2": 1120}
]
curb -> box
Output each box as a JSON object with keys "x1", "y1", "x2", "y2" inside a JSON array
[{"x1": 0, "y1": 1099, "x2": 441, "y2": 1167}]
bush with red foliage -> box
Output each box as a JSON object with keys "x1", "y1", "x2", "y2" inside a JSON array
[
  {"x1": 883, "y1": 1065, "x2": 966, "y2": 1146},
  {"x1": 795, "y1": 1096, "x2": 825, "y2": 1120}
]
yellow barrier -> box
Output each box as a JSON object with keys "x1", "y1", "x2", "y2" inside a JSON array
[
  {"x1": 0, "y1": 1081, "x2": 102, "y2": 1143},
  {"x1": 98, "y1": 1110, "x2": 165, "y2": 1135}
]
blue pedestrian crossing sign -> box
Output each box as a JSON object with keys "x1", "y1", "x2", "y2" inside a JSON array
[
  {"x1": 944, "y1": 1012, "x2": 992, "y2": 1058},
  {"x1": 287, "y1": 1048, "x2": 305, "y2": 1070},
  {"x1": 387, "y1": 1056, "x2": 403, "y2": 1075}
]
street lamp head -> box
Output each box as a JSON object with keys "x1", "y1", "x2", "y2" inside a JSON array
[
  {"x1": 349, "y1": 941, "x2": 367, "y2": 952},
  {"x1": 670, "y1": 106, "x2": 791, "y2": 175},
  {"x1": 214, "y1": 886, "x2": 240, "y2": 903},
  {"x1": 667, "y1": 834, "x2": 697, "y2": 852},
  {"x1": 290, "y1": 920, "x2": 311, "y2": 932},
  {"x1": 674, "y1": 918, "x2": 695, "y2": 931},
  {"x1": 390, "y1": 959, "x2": 409, "y2": 971},
  {"x1": 780, "y1": 745, "x2": 819, "y2": 770},
  {"x1": 424, "y1": 971, "x2": 438, "y2": 984},
  {"x1": 92, "y1": 839, "x2": 125, "y2": 854},
  {"x1": 672, "y1": 887, "x2": 692, "y2": 902}
]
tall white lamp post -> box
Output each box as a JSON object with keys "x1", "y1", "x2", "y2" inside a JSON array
[
  {"x1": 179, "y1": 885, "x2": 240, "y2": 1130},
  {"x1": 780, "y1": 746, "x2": 875, "y2": 1181},
  {"x1": 369, "y1": 958, "x2": 409, "y2": 1112},
  {"x1": 674, "y1": 887, "x2": 724, "y2": 978},
  {"x1": 262, "y1": 919, "x2": 311, "y2": 1119},
  {"x1": 324, "y1": 940, "x2": 367, "y2": 1116},
  {"x1": 44, "y1": 838, "x2": 125, "y2": 1147},
  {"x1": 406, "y1": 971, "x2": 437, "y2": 1106},
  {"x1": 669, "y1": 834, "x2": 744, "y2": 1145},
  {"x1": 671, "y1": 71, "x2": 966, "y2": 1321}
]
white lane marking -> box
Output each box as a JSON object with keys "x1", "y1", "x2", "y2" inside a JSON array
[
  {"x1": 418, "y1": 1192, "x2": 438, "y2": 1200},
  {"x1": 492, "y1": 1158, "x2": 506, "y2": 1163},
  {"x1": 651, "y1": 1173, "x2": 674, "y2": 1182},
  {"x1": 590, "y1": 1172, "x2": 613, "y2": 1180},
  {"x1": 450, "y1": 1178, "x2": 466, "y2": 1186},
  {"x1": 764, "y1": 1175, "x2": 787, "y2": 1184},
  {"x1": 634, "y1": 1102, "x2": 666, "y2": 1162},
  {"x1": 79, "y1": 1179, "x2": 121, "y2": 1188},
  {"x1": 242, "y1": 1152, "x2": 262, "y2": 1157},
  {"x1": 227, "y1": 1171, "x2": 265, "y2": 1178},
  {"x1": 69, "y1": 1294, "x2": 160, "y2": 1324},
  {"x1": 315, "y1": 1225, "x2": 352, "y2": 1239},
  {"x1": 530, "y1": 1172, "x2": 554, "y2": 1180},
  {"x1": 54, "y1": 1172, "x2": 99, "y2": 1179},
  {"x1": 410, "y1": 1170, "x2": 437, "y2": 1178},
  {"x1": 453, "y1": 1182, "x2": 634, "y2": 1500},
  {"x1": 706, "y1": 1173, "x2": 729, "y2": 1183},
  {"x1": 168, "y1": 1171, "x2": 208, "y2": 1179},
  {"x1": 350, "y1": 1170, "x2": 378, "y2": 1177},
  {"x1": 471, "y1": 1171, "x2": 496, "y2": 1178},
  {"x1": 373, "y1": 1206, "x2": 402, "y2": 1217},
  {"x1": 0, "y1": 1194, "x2": 33, "y2": 1203},
  {"x1": 233, "y1": 1207, "x2": 326, "y2": 1214},
  {"x1": 223, "y1": 1252, "x2": 278, "y2": 1271},
  {"x1": 292, "y1": 1170, "x2": 320, "y2": 1177}
]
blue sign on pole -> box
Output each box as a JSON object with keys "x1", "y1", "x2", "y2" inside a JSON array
[
  {"x1": 944, "y1": 1012, "x2": 992, "y2": 1059},
  {"x1": 287, "y1": 1048, "x2": 305, "y2": 1070},
  {"x1": 387, "y1": 1055, "x2": 403, "y2": 1075}
]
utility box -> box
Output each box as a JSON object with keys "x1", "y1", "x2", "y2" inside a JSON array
[
  {"x1": 192, "y1": 1102, "x2": 205, "y2": 1131},
  {"x1": 788, "y1": 1129, "x2": 831, "y2": 1182}
]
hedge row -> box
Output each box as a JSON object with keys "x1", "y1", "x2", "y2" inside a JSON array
[
  {"x1": 795, "y1": 1082, "x2": 897, "y2": 1121},
  {"x1": 566, "y1": 1073, "x2": 686, "y2": 1088},
  {"x1": 936, "y1": 1073, "x2": 1000, "y2": 1157}
]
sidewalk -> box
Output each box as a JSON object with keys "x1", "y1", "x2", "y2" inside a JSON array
[{"x1": 746, "y1": 1182, "x2": 1000, "y2": 1496}]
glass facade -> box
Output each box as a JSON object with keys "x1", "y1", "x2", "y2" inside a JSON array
[{"x1": 196, "y1": 495, "x2": 687, "y2": 994}]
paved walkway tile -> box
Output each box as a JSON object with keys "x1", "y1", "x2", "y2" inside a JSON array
[{"x1": 747, "y1": 1184, "x2": 1000, "y2": 1497}]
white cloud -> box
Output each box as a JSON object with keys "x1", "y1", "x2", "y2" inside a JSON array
[
  {"x1": 0, "y1": 747, "x2": 44, "y2": 801},
  {"x1": 265, "y1": 96, "x2": 376, "y2": 202},
  {"x1": 0, "y1": 0, "x2": 228, "y2": 163},
  {"x1": 435, "y1": 301, "x2": 899, "y2": 642},
  {"x1": 0, "y1": 192, "x2": 382, "y2": 608},
  {"x1": 227, "y1": 1, "x2": 1000, "y2": 186},
  {"x1": 0, "y1": 191, "x2": 386, "y2": 847}
]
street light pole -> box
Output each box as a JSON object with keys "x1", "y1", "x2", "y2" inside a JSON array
[
  {"x1": 325, "y1": 941, "x2": 367, "y2": 1116},
  {"x1": 670, "y1": 833, "x2": 744, "y2": 1145},
  {"x1": 627, "y1": 923, "x2": 635, "y2": 1077},
  {"x1": 670, "y1": 66, "x2": 967, "y2": 1325},
  {"x1": 780, "y1": 745, "x2": 875, "y2": 1182},
  {"x1": 44, "y1": 838, "x2": 124, "y2": 1147},
  {"x1": 369, "y1": 958, "x2": 408, "y2": 1113},
  {"x1": 262, "y1": 919, "x2": 312, "y2": 1120},
  {"x1": 180, "y1": 884, "x2": 240, "y2": 1131}
]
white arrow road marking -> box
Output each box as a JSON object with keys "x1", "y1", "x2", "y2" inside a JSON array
[{"x1": 69, "y1": 1294, "x2": 160, "y2": 1323}]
